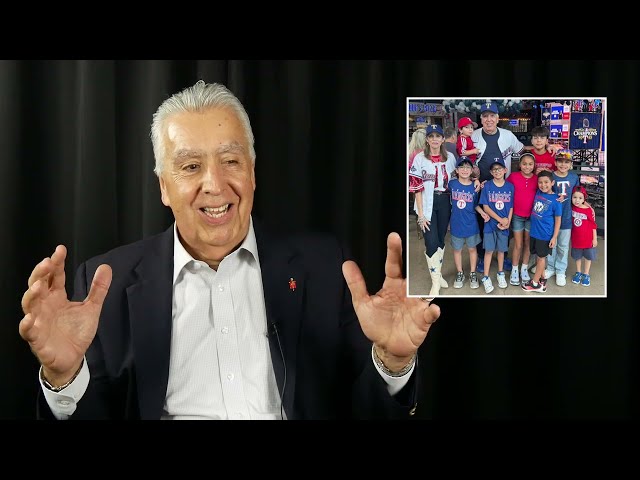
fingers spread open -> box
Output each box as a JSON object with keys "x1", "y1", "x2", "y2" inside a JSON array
[
  {"x1": 49, "y1": 245, "x2": 68, "y2": 290},
  {"x1": 18, "y1": 313, "x2": 37, "y2": 342},
  {"x1": 85, "y1": 264, "x2": 113, "y2": 307},
  {"x1": 342, "y1": 260, "x2": 368, "y2": 305},
  {"x1": 21, "y1": 279, "x2": 49, "y2": 315},
  {"x1": 28, "y1": 257, "x2": 53, "y2": 289},
  {"x1": 423, "y1": 302, "x2": 440, "y2": 326},
  {"x1": 384, "y1": 232, "x2": 403, "y2": 279}
]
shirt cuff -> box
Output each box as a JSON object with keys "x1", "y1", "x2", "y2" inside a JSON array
[
  {"x1": 371, "y1": 348, "x2": 415, "y2": 396},
  {"x1": 40, "y1": 358, "x2": 90, "y2": 420}
]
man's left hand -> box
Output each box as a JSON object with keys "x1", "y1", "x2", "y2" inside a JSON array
[{"x1": 342, "y1": 232, "x2": 440, "y2": 372}]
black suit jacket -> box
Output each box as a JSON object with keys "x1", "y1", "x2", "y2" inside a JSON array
[{"x1": 38, "y1": 222, "x2": 418, "y2": 419}]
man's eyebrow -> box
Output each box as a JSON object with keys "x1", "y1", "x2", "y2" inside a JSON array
[
  {"x1": 215, "y1": 142, "x2": 245, "y2": 155},
  {"x1": 173, "y1": 149, "x2": 206, "y2": 161}
]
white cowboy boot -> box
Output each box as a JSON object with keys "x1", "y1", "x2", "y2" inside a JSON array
[
  {"x1": 424, "y1": 251, "x2": 441, "y2": 296},
  {"x1": 437, "y1": 247, "x2": 449, "y2": 288}
]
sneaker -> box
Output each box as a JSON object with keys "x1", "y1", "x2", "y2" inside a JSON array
[
  {"x1": 521, "y1": 280, "x2": 545, "y2": 292},
  {"x1": 539, "y1": 277, "x2": 548, "y2": 292},
  {"x1": 520, "y1": 267, "x2": 530, "y2": 283},
  {"x1": 469, "y1": 272, "x2": 479, "y2": 289},
  {"x1": 496, "y1": 271, "x2": 508, "y2": 288},
  {"x1": 581, "y1": 274, "x2": 591, "y2": 287},
  {"x1": 556, "y1": 273, "x2": 566, "y2": 287},
  {"x1": 503, "y1": 257, "x2": 512, "y2": 271},
  {"x1": 481, "y1": 276, "x2": 494, "y2": 294},
  {"x1": 544, "y1": 269, "x2": 555, "y2": 278},
  {"x1": 571, "y1": 272, "x2": 583, "y2": 284},
  {"x1": 509, "y1": 268, "x2": 520, "y2": 286},
  {"x1": 454, "y1": 271, "x2": 465, "y2": 289}
]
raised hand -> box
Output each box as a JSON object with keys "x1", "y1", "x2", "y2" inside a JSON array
[
  {"x1": 19, "y1": 245, "x2": 112, "y2": 386},
  {"x1": 342, "y1": 232, "x2": 440, "y2": 371}
]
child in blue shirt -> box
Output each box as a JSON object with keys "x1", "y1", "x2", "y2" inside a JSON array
[
  {"x1": 522, "y1": 170, "x2": 563, "y2": 292},
  {"x1": 478, "y1": 158, "x2": 514, "y2": 293},
  {"x1": 449, "y1": 157, "x2": 490, "y2": 289}
]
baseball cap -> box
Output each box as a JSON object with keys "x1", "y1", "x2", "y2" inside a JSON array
[
  {"x1": 480, "y1": 101, "x2": 499, "y2": 115},
  {"x1": 456, "y1": 156, "x2": 474, "y2": 168},
  {"x1": 572, "y1": 185, "x2": 588, "y2": 198},
  {"x1": 489, "y1": 157, "x2": 506, "y2": 169},
  {"x1": 425, "y1": 124, "x2": 444, "y2": 136},
  {"x1": 457, "y1": 117, "x2": 478, "y2": 129},
  {"x1": 555, "y1": 148, "x2": 573, "y2": 160}
]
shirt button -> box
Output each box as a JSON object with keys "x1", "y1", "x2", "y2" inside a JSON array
[
  {"x1": 193, "y1": 262, "x2": 201, "y2": 269},
  {"x1": 218, "y1": 284, "x2": 224, "y2": 292},
  {"x1": 227, "y1": 373, "x2": 234, "y2": 381},
  {"x1": 221, "y1": 327, "x2": 229, "y2": 334},
  {"x1": 58, "y1": 400, "x2": 70, "y2": 407}
]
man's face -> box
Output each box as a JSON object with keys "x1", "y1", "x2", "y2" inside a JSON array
[
  {"x1": 480, "y1": 112, "x2": 499, "y2": 134},
  {"x1": 158, "y1": 107, "x2": 255, "y2": 264}
]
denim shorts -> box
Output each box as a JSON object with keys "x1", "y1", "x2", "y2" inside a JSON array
[
  {"x1": 451, "y1": 233, "x2": 482, "y2": 250},
  {"x1": 483, "y1": 229, "x2": 509, "y2": 252},
  {"x1": 571, "y1": 247, "x2": 597, "y2": 261},
  {"x1": 511, "y1": 214, "x2": 531, "y2": 233}
]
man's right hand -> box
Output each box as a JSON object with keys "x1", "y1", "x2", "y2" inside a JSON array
[{"x1": 19, "y1": 245, "x2": 112, "y2": 387}]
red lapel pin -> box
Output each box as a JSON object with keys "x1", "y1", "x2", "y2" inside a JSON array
[{"x1": 289, "y1": 277, "x2": 297, "y2": 292}]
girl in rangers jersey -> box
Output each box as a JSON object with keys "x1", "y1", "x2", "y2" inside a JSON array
[
  {"x1": 570, "y1": 185, "x2": 598, "y2": 287},
  {"x1": 409, "y1": 124, "x2": 457, "y2": 296}
]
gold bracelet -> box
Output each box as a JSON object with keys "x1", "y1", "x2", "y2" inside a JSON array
[
  {"x1": 41, "y1": 359, "x2": 84, "y2": 392},
  {"x1": 372, "y1": 345, "x2": 416, "y2": 377}
]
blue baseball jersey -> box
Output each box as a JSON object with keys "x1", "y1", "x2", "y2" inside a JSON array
[
  {"x1": 530, "y1": 191, "x2": 563, "y2": 241},
  {"x1": 479, "y1": 179, "x2": 514, "y2": 235},
  {"x1": 552, "y1": 171, "x2": 580, "y2": 229},
  {"x1": 449, "y1": 179, "x2": 480, "y2": 238}
]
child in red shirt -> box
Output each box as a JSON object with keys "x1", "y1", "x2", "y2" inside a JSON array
[
  {"x1": 530, "y1": 126, "x2": 557, "y2": 175},
  {"x1": 570, "y1": 185, "x2": 598, "y2": 287},
  {"x1": 456, "y1": 117, "x2": 480, "y2": 179}
]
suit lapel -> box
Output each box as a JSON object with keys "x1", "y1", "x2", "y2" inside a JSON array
[
  {"x1": 126, "y1": 227, "x2": 174, "y2": 420},
  {"x1": 254, "y1": 221, "x2": 305, "y2": 419}
]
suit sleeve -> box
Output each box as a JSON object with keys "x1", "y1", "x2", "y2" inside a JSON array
[{"x1": 338, "y1": 242, "x2": 419, "y2": 419}]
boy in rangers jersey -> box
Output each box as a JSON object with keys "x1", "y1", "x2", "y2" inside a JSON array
[
  {"x1": 478, "y1": 158, "x2": 514, "y2": 293},
  {"x1": 570, "y1": 185, "x2": 598, "y2": 287},
  {"x1": 522, "y1": 171, "x2": 563, "y2": 292},
  {"x1": 449, "y1": 157, "x2": 490, "y2": 289},
  {"x1": 545, "y1": 149, "x2": 581, "y2": 286},
  {"x1": 530, "y1": 126, "x2": 557, "y2": 175}
]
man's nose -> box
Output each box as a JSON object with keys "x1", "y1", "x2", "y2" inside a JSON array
[{"x1": 201, "y1": 163, "x2": 223, "y2": 194}]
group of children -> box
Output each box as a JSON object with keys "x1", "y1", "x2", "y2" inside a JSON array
[{"x1": 446, "y1": 125, "x2": 599, "y2": 294}]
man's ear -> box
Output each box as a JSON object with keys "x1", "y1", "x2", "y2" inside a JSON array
[{"x1": 159, "y1": 175, "x2": 170, "y2": 206}]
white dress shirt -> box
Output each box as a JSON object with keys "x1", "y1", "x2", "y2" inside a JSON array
[{"x1": 41, "y1": 217, "x2": 413, "y2": 419}]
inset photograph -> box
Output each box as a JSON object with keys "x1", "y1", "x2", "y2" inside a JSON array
[{"x1": 407, "y1": 98, "x2": 606, "y2": 297}]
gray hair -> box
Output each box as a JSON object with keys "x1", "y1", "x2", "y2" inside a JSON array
[{"x1": 151, "y1": 80, "x2": 256, "y2": 176}]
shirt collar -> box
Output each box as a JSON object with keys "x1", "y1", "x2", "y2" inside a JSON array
[{"x1": 172, "y1": 216, "x2": 259, "y2": 285}]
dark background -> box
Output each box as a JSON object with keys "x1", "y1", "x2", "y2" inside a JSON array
[{"x1": 0, "y1": 60, "x2": 634, "y2": 420}]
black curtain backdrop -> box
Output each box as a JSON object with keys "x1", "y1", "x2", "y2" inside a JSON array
[{"x1": 0, "y1": 60, "x2": 634, "y2": 420}]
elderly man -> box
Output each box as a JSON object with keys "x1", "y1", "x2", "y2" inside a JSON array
[{"x1": 19, "y1": 81, "x2": 440, "y2": 420}]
